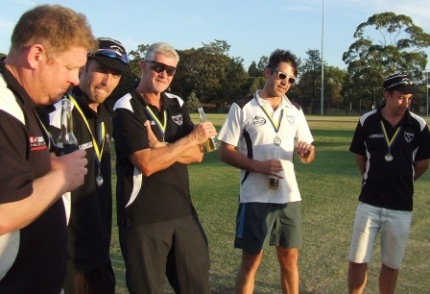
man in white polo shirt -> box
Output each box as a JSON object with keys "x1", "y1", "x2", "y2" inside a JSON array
[{"x1": 218, "y1": 49, "x2": 315, "y2": 294}]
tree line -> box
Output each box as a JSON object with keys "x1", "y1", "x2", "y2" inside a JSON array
[{"x1": 2, "y1": 12, "x2": 430, "y2": 115}]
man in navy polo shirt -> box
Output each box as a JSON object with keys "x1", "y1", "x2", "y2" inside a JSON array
[
  {"x1": 0, "y1": 4, "x2": 95, "y2": 293},
  {"x1": 49, "y1": 37, "x2": 130, "y2": 294},
  {"x1": 113, "y1": 42, "x2": 216, "y2": 293},
  {"x1": 348, "y1": 73, "x2": 430, "y2": 294}
]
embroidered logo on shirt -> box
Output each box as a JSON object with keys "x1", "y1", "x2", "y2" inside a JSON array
[
  {"x1": 172, "y1": 114, "x2": 183, "y2": 126},
  {"x1": 286, "y1": 115, "x2": 295, "y2": 125},
  {"x1": 252, "y1": 115, "x2": 266, "y2": 127},
  {"x1": 29, "y1": 135, "x2": 47, "y2": 151},
  {"x1": 369, "y1": 133, "x2": 384, "y2": 139},
  {"x1": 404, "y1": 131, "x2": 414, "y2": 143}
]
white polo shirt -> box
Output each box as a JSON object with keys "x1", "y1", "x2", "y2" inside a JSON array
[{"x1": 218, "y1": 90, "x2": 313, "y2": 204}]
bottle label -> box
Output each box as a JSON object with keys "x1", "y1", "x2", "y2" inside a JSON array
[{"x1": 268, "y1": 177, "x2": 279, "y2": 190}]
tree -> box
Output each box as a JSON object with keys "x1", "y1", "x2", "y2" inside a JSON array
[
  {"x1": 343, "y1": 12, "x2": 430, "y2": 112},
  {"x1": 296, "y1": 49, "x2": 321, "y2": 114}
]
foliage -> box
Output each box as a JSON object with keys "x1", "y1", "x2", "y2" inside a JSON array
[
  {"x1": 185, "y1": 91, "x2": 200, "y2": 113},
  {"x1": 342, "y1": 12, "x2": 430, "y2": 110}
]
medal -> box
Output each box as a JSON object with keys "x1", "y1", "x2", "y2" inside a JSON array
[
  {"x1": 274, "y1": 136, "x2": 282, "y2": 146},
  {"x1": 380, "y1": 120, "x2": 401, "y2": 164},
  {"x1": 96, "y1": 174, "x2": 104, "y2": 187},
  {"x1": 384, "y1": 153, "x2": 393, "y2": 162}
]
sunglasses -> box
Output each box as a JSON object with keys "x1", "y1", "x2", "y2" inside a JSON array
[
  {"x1": 146, "y1": 60, "x2": 177, "y2": 77},
  {"x1": 95, "y1": 49, "x2": 130, "y2": 65},
  {"x1": 269, "y1": 68, "x2": 296, "y2": 84}
]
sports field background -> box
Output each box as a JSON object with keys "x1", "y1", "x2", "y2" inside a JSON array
[{"x1": 110, "y1": 115, "x2": 430, "y2": 293}]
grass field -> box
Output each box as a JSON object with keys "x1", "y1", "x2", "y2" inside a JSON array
[{"x1": 110, "y1": 114, "x2": 430, "y2": 293}]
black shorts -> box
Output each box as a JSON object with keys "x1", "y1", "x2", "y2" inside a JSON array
[{"x1": 234, "y1": 202, "x2": 302, "y2": 253}]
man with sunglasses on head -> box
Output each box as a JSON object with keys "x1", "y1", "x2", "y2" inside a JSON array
[
  {"x1": 218, "y1": 49, "x2": 315, "y2": 294},
  {"x1": 112, "y1": 42, "x2": 215, "y2": 294},
  {"x1": 347, "y1": 73, "x2": 430, "y2": 294},
  {"x1": 49, "y1": 37, "x2": 130, "y2": 294}
]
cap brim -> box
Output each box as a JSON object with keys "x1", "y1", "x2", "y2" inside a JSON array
[
  {"x1": 392, "y1": 84, "x2": 418, "y2": 94},
  {"x1": 90, "y1": 55, "x2": 130, "y2": 74}
]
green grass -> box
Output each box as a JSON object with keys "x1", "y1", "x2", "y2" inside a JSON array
[{"x1": 111, "y1": 114, "x2": 430, "y2": 293}]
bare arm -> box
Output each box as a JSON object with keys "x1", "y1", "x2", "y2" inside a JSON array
[
  {"x1": 355, "y1": 154, "x2": 367, "y2": 175},
  {"x1": 414, "y1": 159, "x2": 429, "y2": 180},
  {"x1": 220, "y1": 142, "x2": 283, "y2": 178},
  {"x1": 130, "y1": 121, "x2": 216, "y2": 176},
  {"x1": 0, "y1": 150, "x2": 87, "y2": 235}
]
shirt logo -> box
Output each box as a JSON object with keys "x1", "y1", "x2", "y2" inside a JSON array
[
  {"x1": 172, "y1": 114, "x2": 183, "y2": 126},
  {"x1": 29, "y1": 135, "x2": 47, "y2": 151},
  {"x1": 252, "y1": 115, "x2": 266, "y2": 127},
  {"x1": 404, "y1": 131, "x2": 414, "y2": 142},
  {"x1": 369, "y1": 133, "x2": 384, "y2": 139},
  {"x1": 286, "y1": 115, "x2": 295, "y2": 125}
]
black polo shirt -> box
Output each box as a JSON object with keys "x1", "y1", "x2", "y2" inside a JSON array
[
  {"x1": 49, "y1": 87, "x2": 114, "y2": 272},
  {"x1": 113, "y1": 89, "x2": 195, "y2": 226},
  {"x1": 0, "y1": 62, "x2": 67, "y2": 293},
  {"x1": 350, "y1": 106, "x2": 430, "y2": 211}
]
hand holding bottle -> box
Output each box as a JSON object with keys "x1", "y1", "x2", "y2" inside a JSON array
[{"x1": 197, "y1": 107, "x2": 218, "y2": 152}]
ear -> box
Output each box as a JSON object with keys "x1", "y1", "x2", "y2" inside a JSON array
[
  {"x1": 264, "y1": 67, "x2": 272, "y2": 78},
  {"x1": 27, "y1": 44, "x2": 46, "y2": 69}
]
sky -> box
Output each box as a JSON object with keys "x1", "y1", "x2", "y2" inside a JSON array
[{"x1": 1, "y1": 0, "x2": 430, "y2": 70}]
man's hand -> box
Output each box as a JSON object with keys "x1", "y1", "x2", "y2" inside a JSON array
[
  {"x1": 51, "y1": 149, "x2": 88, "y2": 193},
  {"x1": 145, "y1": 120, "x2": 168, "y2": 149},
  {"x1": 191, "y1": 121, "x2": 217, "y2": 145}
]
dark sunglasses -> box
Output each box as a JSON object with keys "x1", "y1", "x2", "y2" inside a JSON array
[
  {"x1": 146, "y1": 60, "x2": 177, "y2": 77},
  {"x1": 269, "y1": 68, "x2": 296, "y2": 84},
  {"x1": 95, "y1": 49, "x2": 130, "y2": 64}
]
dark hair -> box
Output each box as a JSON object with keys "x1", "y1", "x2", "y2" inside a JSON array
[{"x1": 267, "y1": 49, "x2": 298, "y2": 76}]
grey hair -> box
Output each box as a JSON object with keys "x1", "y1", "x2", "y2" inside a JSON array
[{"x1": 145, "y1": 42, "x2": 180, "y2": 63}]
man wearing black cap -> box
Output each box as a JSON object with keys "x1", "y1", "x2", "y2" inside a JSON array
[
  {"x1": 49, "y1": 37, "x2": 130, "y2": 294},
  {"x1": 347, "y1": 73, "x2": 430, "y2": 294}
]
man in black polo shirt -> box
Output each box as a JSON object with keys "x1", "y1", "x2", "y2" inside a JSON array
[
  {"x1": 49, "y1": 37, "x2": 129, "y2": 294},
  {"x1": 348, "y1": 73, "x2": 430, "y2": 294},
  {"x1": 113, "y1": 42, "x2": 216, "y2": 293},
  {"x1": 0, "y1": 5, "x2": 95, "y2": 293}
]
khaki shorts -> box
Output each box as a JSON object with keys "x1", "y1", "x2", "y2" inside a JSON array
[
  {"x1": 348, "y1": 202, "x2": 412, "y2": 269},
  {"x1": 234, "y1": 202, "x2": 302, "y2": 253}
]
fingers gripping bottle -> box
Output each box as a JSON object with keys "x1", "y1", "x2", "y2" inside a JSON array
[
  {"x1": 197, "y1": 106, "x2": 218, "y2": 152},
  {"x1": 55, "y1": 96, "x2": 79, "y2": 156}
]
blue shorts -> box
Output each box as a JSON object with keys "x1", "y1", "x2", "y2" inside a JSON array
[
  {"x1": 234, "y1": 202, "x2": 302, "y2": 253},
  {"x1": 348, "y1": 202, "x2": 412, "y2": 269}
]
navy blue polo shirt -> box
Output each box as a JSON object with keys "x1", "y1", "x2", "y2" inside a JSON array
[
  {"x1": 0, "y1": 61, "x2": 67, "y2": 293},
  {"x1": 350, "y1": 106, "x2": 430, "y2": 211},
  {"x1": 113, "y1": 89, "x2": 195, "y2": 225}
]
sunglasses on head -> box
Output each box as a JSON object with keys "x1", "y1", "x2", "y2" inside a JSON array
[
  {"x1": 146, "y1": 60, "x2": 177, "y2": 77},
  {"x1": 269, "y1": 68, "x2": 296, "y2": 84},
  {"x1": 95, "y1": 49, "x2": 130, "y2": 65}
]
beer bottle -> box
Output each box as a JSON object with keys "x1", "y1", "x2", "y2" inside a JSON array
[
  {"x1": 268, "y1": 147, "x2": 280, "y2": 190},
  {"x1": 55, "y1": 96, "x2": 79, "y2": 156},
  {"x1": 197, "y1": 106, "x2": 218, "y2": 152}
]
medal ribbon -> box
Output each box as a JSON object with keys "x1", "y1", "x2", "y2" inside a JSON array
[
  {"x1": 69, "y1": 96, "x2": 105, "y2": 168},
  {"x1": 380, "y1": 120, "x2": 401, "y2": 154},
  {"x1": 255, "y1": 96, "x2": 284, "y2": 134},
  {"x1": 145, "y1": 106, "x2": 167, "y2": 140}
]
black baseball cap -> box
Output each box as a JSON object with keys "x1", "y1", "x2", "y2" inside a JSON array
[
  {"x1": 383, "y1": 73, "x2": 417, "y2": 94},
  {"x1": 89, "y1": 37, "x2": 130, "y2": 74}
]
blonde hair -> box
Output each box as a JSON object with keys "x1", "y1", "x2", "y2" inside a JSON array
[{"x1": 10, "y1": 4, "x2": 97, "y2": 58}]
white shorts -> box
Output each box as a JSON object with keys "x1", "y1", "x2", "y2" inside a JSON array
[{"x1": 348, "y1": 202, "x2": 412, "y2": 269}]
